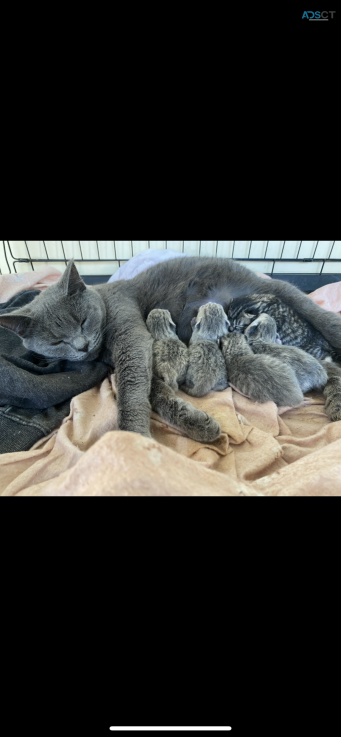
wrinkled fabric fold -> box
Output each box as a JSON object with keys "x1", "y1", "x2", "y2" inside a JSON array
[{"x1": 1, "y1": 378, "x2": 340, "y2": 496}]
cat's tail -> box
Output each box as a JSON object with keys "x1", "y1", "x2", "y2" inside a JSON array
[
  {"x1": 150, "y1": 376, "x2": 221, "y2": 442},
  {"x1": 226, "y1": 355, "x2": 304, "y2": 407}
]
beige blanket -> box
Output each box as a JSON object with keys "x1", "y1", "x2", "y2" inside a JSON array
[{"x1": 1, "y1": 375, "x2": 340, "y2": 496}]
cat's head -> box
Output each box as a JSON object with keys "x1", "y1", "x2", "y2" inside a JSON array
[
  {"x1": 228, "y1": 294, "x2": 278, "y2": 333},
  {"x1": 146, "y1": 309, "x2": 177, "y2": 340},
  {"x1": 244, "y1": 313, "x2": 278, "y2": 343},
  {"x1": 190, "y1": 302, "x2": 230, "y2": 344},
  {"x1": 220, "y1": 332, "x2": 250, "y2": 359},
  {"x1": 0, "y1": 261, "x2": 106, "y2": 361}
]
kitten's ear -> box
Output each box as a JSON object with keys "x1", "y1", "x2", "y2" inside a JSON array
[
  {"x1": 191, "y1": 317, "x2": 197, "y2": 330},
  {"x1": 59, "y1": 260, "x2": 86, "y2": 297},
  {"x1": 0, "y1": 313, "x2": 32, "y2": 337}
]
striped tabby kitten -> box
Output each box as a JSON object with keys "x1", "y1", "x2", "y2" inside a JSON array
[{"x1": 228, "y1": 293, "x2": 339, "y2": 361}]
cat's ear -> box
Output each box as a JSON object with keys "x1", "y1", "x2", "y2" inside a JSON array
[
  {"x1": 0, "y1": 313, "x2": 32, "y2": 337},
  {"x1": 59, "y1": 260, "x2": 86, "y2": 297},
  {"x1": 191, "y1": 317, "x2": 197, "y2": 330}
]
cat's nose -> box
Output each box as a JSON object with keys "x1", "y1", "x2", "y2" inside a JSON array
[
  {"x1": 74, "y1": 338, "x2": 89, "y2": 352},
  {"x1": 76, "y1": 343, "x2": 89, "y2": 353}
]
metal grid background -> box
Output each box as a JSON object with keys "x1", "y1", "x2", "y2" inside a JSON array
[{"x1": 2, "y1": 240, "x2": 341, "y2": 289}]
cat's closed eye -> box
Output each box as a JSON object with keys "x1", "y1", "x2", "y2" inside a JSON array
[{"x1": 52, "y1": 340, "x2": 64, "y2": 346}]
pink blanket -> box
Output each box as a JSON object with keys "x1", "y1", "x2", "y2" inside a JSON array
[{"x1": 0, "y1": 266, "x2": 62, "y2": 303}]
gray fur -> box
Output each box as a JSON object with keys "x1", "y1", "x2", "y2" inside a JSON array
[
  {"x1": 2, "y1": 258, "x2": 341, "y2": 435},
  {"x1": 146, "y1": 309, "x2": 189, "y2": 391},
  {"x1": 190, "y1": 302, "x2": 230, "y2": 344},
  {"x1": 182, "y1": 304, "x2": 229, "y2": 397},
  {"x1": 245, "y1": 314, "x2": 328, "y2": 393},
  {"x1": 220, "y1": 333, "x2": 304, "y2": 407}
]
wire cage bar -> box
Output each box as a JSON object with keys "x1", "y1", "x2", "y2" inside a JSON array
[{"x1": 2, "y1": 240, "x2": 341, "y2": 291}]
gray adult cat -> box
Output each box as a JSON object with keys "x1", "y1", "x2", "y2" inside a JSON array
[{"x1": 1, "y1": 257, "x2": 341, "y2": 435}]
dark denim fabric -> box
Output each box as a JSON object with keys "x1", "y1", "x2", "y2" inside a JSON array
[{"x1": 0, "y1": 290, "x2": 108, "y2": 453}]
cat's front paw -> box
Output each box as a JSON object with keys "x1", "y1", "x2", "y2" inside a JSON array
[
  {"x1": 324, "y1": 394, "x2": 341, "y2": 422},
  {"x1": 185, "y1": 409, "x2": 221, "y2": 442}
]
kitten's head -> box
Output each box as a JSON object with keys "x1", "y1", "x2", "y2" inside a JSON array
[
  {"x1": 244, "y1": 313, "x2": 278, "y2": 343},
  {"x1": 190, "y1": 302, "x2": 230, "y2": 344},
  {"x1": 228, "y1": 294, "x2": 277, "y2": 333},
  {"x1": 147, "y1": 309, "x2": 177, "y2": 340},
  {"x1": 229, "y1": 311, "x2": 256, "y2": 334},
  {"x1": 0, "y1": 261, "x2": 106, "y2": 361},
  {"x1": 220, "y1": 332, "x2": 251, "y2": 359}
]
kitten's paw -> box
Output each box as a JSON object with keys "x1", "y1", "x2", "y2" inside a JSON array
[
  {"x1": 185, "y1": 409, "x2": 221, "y2": 442},
  {"x1": 324, "y1": 395, "x2": 341, "y2": 422}
]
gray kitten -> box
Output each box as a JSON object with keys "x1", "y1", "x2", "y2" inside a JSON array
[
  {"x1": 245, "y1": 313, "x2": 328, "y2": 393},
  {"x1": 147, "y1": 309, "x2": 221, "y2": 442},
  {"x1": 146, "y1": 309, "x2": 189, "y2": 391},
  {"x1": 220, "y1": 333, "x2": 304, "y2": 407},
  {"x1": 182, "y1": 303, "x2": 229, "y2": 397},
  {"x1": 2, "y1": 258, "x2": 341, "y2": 435}
]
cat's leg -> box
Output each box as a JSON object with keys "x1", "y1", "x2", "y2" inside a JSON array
[
  {"x1": 154, "y1": 364, "x2": 179, "y2": 392},
  {"x1": 113, "y1": 320, "x2": 154, "y2": 437},
  {"x1": 150, "y1": 376, "x2": 221, "y2": 442}
]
